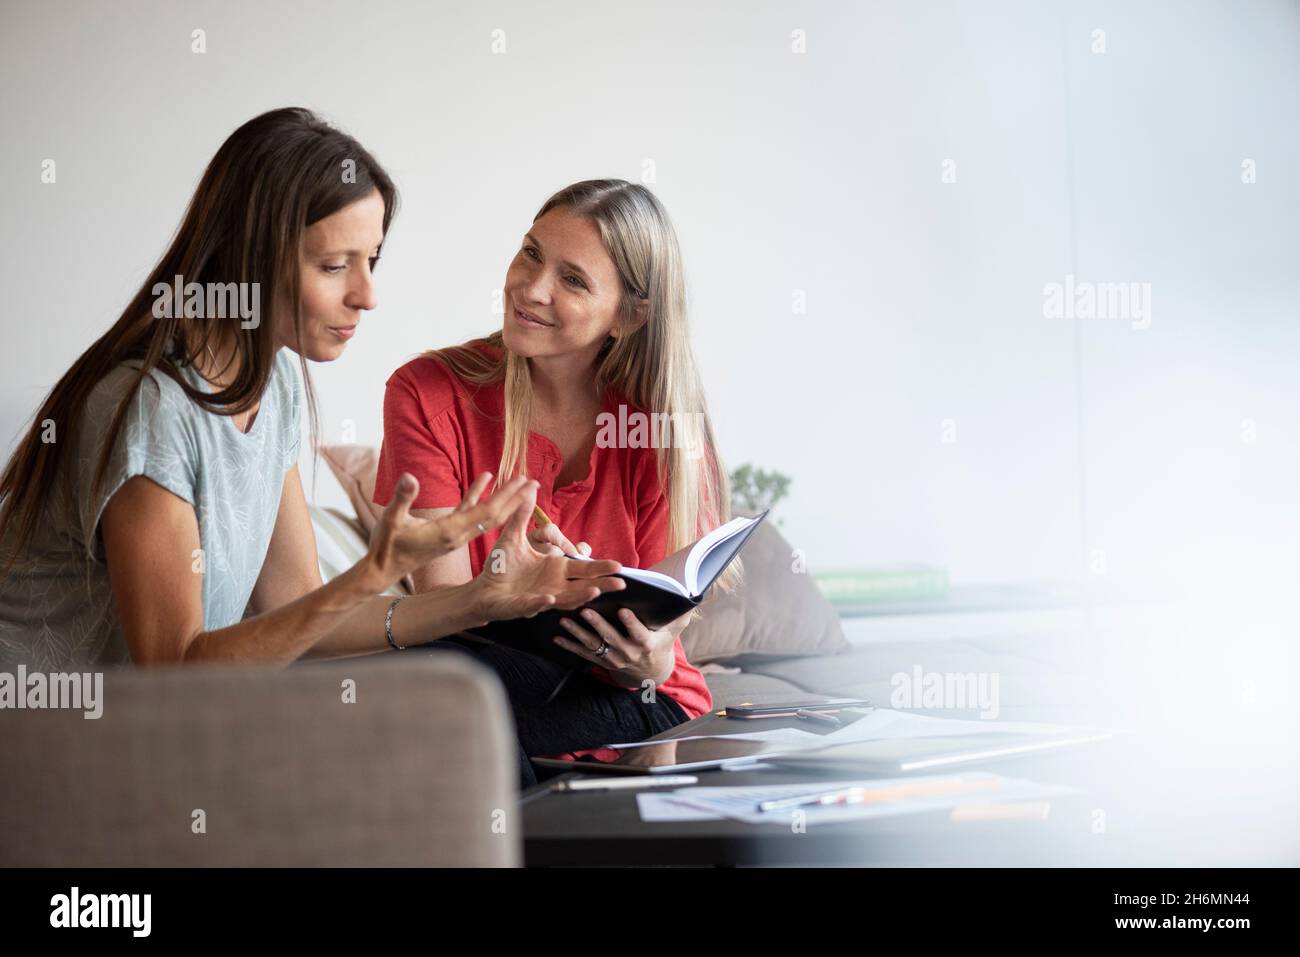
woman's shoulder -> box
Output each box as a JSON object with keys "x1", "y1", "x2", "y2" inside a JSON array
[
  {"x1": 72, "y1": 362, "x2": 202, "y2": 497},
  {"x1": 87, "y1": 359, "x2": 193, "y2": 423},
  {"x1": 465, "y1": 336, "x2": 504, "y2": 362},
  {"x1": 272, "y1": 344, "x2": 301, "y2": 381},
  {"x1": 269, "y1": 347, "x2": 304, "y2": 410},
  {"x1": 387, "y1": 339, "x2": 502, "y2": 417},
  {"x1": 386, "y1": 354, "x2": 461, "y2": 413}
]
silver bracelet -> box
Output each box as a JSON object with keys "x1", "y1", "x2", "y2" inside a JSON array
[{"x1": 385, "y1": 596, "x2": 407, "y2": 651}]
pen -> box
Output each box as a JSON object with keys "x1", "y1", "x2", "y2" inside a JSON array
[
  {"x1": 551, "y1": 775, "x2": 698, "y2": 793},
  {"x1": 796, "y1": 709, "x2": 842, "y2": 727},
  {"x1": 759, "y1": 786, "x2": 870, "y2": 812},
  {"x1": 532, "y1": 504, "x2": 585, "y2": 559}
]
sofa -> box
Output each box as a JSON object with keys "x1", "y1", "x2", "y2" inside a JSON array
[{"x1": 1, "y1": 653, "x2": 520, "y2": 866}]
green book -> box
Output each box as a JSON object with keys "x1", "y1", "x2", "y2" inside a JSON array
[{"x1": 813, "y1": 565, "x2": 948, "y2": 604}]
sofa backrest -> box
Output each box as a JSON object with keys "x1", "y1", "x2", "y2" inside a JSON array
[{"x1": 0, "y1": 653, "x2": 520, "y2": 866}]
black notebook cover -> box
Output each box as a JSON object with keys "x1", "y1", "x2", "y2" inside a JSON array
[{"x1": 461, "y1": 509, "x2": 770, "y2": 673}]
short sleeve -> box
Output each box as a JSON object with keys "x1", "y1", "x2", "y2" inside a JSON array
[
  {"x1": 374, "y1": 365, "x2": 464, "y2": 510},
  {"x1": 75, "y1": 366, "x2": 198, "y2": 557}
]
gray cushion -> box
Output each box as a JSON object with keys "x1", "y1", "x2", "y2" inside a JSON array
[
  {"x1": 701, "y1": 670, "x2": 813, "y2": 708},
  {"x1": 735, "y1": 638, "x2": 1110, "y2": 725}
]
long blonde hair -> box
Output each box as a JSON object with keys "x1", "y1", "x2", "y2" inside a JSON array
[{"x1": 431, "y1": 179, "x2": 737, "y2": 590}]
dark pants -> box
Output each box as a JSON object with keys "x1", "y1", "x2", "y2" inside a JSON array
[{"x1": 412, "y1": 635, "x2": 689, "y2": 790}]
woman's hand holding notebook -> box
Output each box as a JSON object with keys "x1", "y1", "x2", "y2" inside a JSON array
[{"x1": 465, "y1": 509, "x2": 770, "y2": 670}]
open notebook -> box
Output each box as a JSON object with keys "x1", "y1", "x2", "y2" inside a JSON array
[{"x1": 462, "y1": 510, "x2": 769, "y2": 672}]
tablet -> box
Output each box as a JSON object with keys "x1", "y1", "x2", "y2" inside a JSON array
[
  {"x1": 529, "y1": 728, "x2": 1112, "y2": 776},
  {"x1": 529, "y1": 736, "x2": 797, "y2": 775}
]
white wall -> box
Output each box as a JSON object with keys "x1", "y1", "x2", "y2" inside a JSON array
[{"x1": 2, "y1": 0, "x2": 1296, "y2": 591}]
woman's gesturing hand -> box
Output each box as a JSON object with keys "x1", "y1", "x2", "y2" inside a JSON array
[
  {"x1": 553, "y1": 607, "x2": 692, "y2": 688},
  {"x1": 360, "y1": 472, "x2": 531, "y2": 594},
  {"x1": 470, "y1": 483, "x2": 626, "y2": 622}
]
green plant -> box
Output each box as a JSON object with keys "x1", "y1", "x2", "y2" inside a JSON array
[{"x1": 728, "y1": 463, "x2": 792, "y2": 516}]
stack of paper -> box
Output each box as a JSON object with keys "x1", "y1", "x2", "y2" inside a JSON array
[{"x1": 636, "y1": 772, "x2": 1080, "y2": 826}]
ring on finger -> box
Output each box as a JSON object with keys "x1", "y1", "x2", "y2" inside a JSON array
[
  {"x1": 595, "y1": 640, "x2": 610, "y2": 658},
  {"x1": 476, "y1": 522, "x2": 487, "y2": 534}
]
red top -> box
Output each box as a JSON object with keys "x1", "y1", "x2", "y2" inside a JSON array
[{"x1": 373, "y1": 340, "x2": 713, "y2": 763}]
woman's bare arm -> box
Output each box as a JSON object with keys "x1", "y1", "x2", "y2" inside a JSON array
[
  {"x1": 408, "y1": 507, "x2": 473, "y2": 592},
  {"x1": 102, "y1": 470, "x2": 533, "y2": 666}
]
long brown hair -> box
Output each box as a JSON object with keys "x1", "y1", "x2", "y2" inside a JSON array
[
  {"x1": 431, "y1": 179, "x2": 738, "y2": 591},
  {"x1": 0, "y1": 107, "x2": 398, "y2": 574}
]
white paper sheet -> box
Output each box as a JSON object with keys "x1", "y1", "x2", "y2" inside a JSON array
[
  {"x1": 664, "y1": 772, "x2": 1080, "y2": 826},
  {"x1": 635, "y1": 793, "x2": 721, "y2": 822}
]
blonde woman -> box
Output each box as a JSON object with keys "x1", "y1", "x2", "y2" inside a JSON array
[{"x1": 374, "y1": 179, "x2": 733, "y2": 786}]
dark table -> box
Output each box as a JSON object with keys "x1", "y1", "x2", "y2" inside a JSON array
[{"x1": 520, "y1": 709, "x2": 1133, "y2": 867}]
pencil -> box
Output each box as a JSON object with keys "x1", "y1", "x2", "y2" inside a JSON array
[{"x1": 532, "y1": 505, "x2": 553, "y2": 527}]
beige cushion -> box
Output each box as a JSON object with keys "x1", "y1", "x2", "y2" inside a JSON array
[
  {"x1": 682, "y1": 519, "x2": 850, "y2": 663},
  {"x1": 0, "y1": 654, "x2": 520, "y2": 866}
]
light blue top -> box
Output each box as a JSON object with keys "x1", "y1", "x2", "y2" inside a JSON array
[{"x1": 0, "y1": 348, "x2": 303, "y2": 670}]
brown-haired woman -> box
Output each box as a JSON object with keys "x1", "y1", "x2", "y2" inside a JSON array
[{"x1": 0, "y1": 107, "x2": 625, "y2": 671}]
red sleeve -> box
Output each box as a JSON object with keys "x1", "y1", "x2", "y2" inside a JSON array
[{"x1": 374, "y1": 364, "x2": 465, "y2": 510}]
